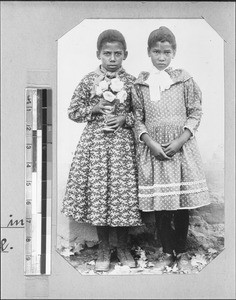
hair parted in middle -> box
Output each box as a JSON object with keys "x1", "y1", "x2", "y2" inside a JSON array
[
  {"x1": 97, "y1": 29, "x2": 127, "y2": 52},
  {"x1": 148, "y1": 26, "x2": 177, "y2": 51}
]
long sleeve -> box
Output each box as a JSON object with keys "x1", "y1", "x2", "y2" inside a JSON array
[
  {"x1": 183, "y1": 78, "x2": 203, "y2": 137},
  {"x1": 122, "y1": 75, "x2": 136, "y2": 128},
  {"x1": 68, "y1": 77, "x2": 94, "y2": 123},
  {"x1": 123, "y1": 91, "x2": 135, "y2": 128},
  {"x1": 124, "y1": 111, "x2": 135, "y2": 128},
  {"x1": 132, "y1": 84, "x2": 148, "y2": 142}
]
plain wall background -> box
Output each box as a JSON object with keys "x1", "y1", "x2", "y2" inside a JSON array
[{"x1": 1, "y1": 1, "x2": 235, "y2": 299}]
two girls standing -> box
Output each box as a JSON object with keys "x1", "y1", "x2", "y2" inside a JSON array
[{"x1": 62, "y1": 26, "x2": 210, "y2": 272}]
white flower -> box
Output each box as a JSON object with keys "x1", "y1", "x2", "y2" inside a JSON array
[
  {"x1": 98, "y1": 80, "x2": 109, "y2": 91},
  {"x1": 95, "y1": 85, "x2": 103, "y2": 96},
  {"x1": 116, "y1": 90, "x2": 127, "y2": 103},
  {"x1": 103, "y1": 91, "x2": 116, "y2": 102},
  {"x1": 110, "y1": 78, "x2": 124, "y2": 92}
]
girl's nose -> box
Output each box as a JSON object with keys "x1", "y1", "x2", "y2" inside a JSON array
[
  {"x1": 110, "y1": 54, "x2": 116, "y2": 61},
  {"x1": 159, "y1": 53, "x2": 165, "y2": 61}
]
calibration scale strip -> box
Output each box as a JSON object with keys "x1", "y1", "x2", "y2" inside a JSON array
[{"x1": 25, "y1": 88, "x2": 52, "y2": 275}]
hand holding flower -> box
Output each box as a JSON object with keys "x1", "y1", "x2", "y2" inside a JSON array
[
  {"x1": 105, "y1": 115, "x2": 126, "y2": 131},
  {"x1": 92, "y1": 99, "x2": 111, "y2": 115},
  {"x1": 93, "y1": 77, "x2": 128, "y2": 132}
]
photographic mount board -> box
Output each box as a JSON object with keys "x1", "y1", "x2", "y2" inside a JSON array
[{"x1": 1, "y1": 1, "x2": 235, "y2": 299}]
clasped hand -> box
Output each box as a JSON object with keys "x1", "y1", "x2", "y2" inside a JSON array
[
  {"x1": 149, "y1": 138, "x2": 183, "y2": 161},
  {"x1": 161, "y1": 139, "x2": 183, "y2": 157}
]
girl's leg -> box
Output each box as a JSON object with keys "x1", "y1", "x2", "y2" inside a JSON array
[
  {"x1": 174, "y1": 209, "x2": 189, "y2": 255},
  {"x1": 96, "y1": 226, "x2": 110, "y2": 248},
  {"x1": 155, "y1": 210, "x2": 175, "y2": 269},
  {"x1": 174, "y1": 209, "x2": 191, "y2": 270},
  {"x1": 155, "y1": 210, "x2": 175, "y2": 255},
  {"x1": 116, "y1": 226, "x2": 129, "y2": 249},
  {"x1": 116, "y1": 226, "x2": 136, "y2": 268},
  {"x1": 95, "y1": 226, "x2": 111, "y2": 272}
]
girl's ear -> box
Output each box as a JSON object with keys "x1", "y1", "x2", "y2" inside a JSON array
[
  {"x1": 96, "y1": 50, "x2": 101, "y2": 60},
  {"x1": 172, "y1": 50, "x2": 176, "y2": 59},
  {"x1": 123, "y1": 51, "x2": 128, "y2": 60},
  {"x1": 147, "y1": 47, "x2": 151, "y2": 57}
]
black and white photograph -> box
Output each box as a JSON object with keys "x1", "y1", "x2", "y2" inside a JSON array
[
  {"x1": 1, "y1": 1, "x2": 235, "y2": 299},
  {"x1": 56, "y1": 18, "x2": 225, "y2": 276}
]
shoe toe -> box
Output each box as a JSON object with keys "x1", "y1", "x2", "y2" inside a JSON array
[
  {"x1": 95, "y1": 248, "x2": 110, "y2": 272},
  {"x1": 177, "y1": 253, "x2": 192, "y2": 271},
  {"x1": 117, "y1": 248, "x2": 136, "y2": 268},
  {"x1": 95, "y1": 261, "x2": 110, "y2": 272},
  {"x1": 155, "y1": 254, "x2": 175, "y2": 270}
]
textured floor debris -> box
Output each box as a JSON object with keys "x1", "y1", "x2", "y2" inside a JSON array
[{"x1": 57, "y1": 225, "x2": 224, "y2": 276}]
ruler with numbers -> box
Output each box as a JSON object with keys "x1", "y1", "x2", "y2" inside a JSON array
[{"x1": 24, "y1": 88, "x2": 52, "y2": 275}]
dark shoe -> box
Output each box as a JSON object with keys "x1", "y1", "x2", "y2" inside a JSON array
[
  {"x1": 95, "y1": 247, "x2": 111, "y2": 272},
  {"x1": 117, "y1": 248, "x2": 136, "y2": 268},
  {"x1": 176, "y1": 252, "x2": 192, "y2": 271},
  {"x1": 155, "y1": 252, "x2": 175, "y2": 270}
]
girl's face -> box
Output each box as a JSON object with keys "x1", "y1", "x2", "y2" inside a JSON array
[
  {"x1": 148, "y1": 41, "x2": 175, "y2": 71},
  {"x1": 97, "y1": 42, "x2": 128, "y2": 72}
]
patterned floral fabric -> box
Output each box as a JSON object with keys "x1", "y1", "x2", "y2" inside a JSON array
[
  {"x1": 62, "y1": 66, "x2": 142, "y2": 227},
  {"x1": 132, "y1": 67, "x2": 211, "y2": 212}
]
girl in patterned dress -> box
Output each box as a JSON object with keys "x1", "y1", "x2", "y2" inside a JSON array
[
  {"x1": 132, "y1": 26, "x2": 211, "y2": 270},
  {"x1": 62, "y1": 29, "x2": 142, "y2": 272}
]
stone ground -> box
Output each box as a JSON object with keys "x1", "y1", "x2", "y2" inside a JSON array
[{"x1": 57, "y1": 215, "x2": 224, "y2": 276}]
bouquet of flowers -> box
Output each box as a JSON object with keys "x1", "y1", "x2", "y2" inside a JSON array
[
  {"x1": 95, "y1": 77, "x2": 127, "y2": 132},
  {"x1": 95, "y1": 77, "x2": 127, "y2": 104}
]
